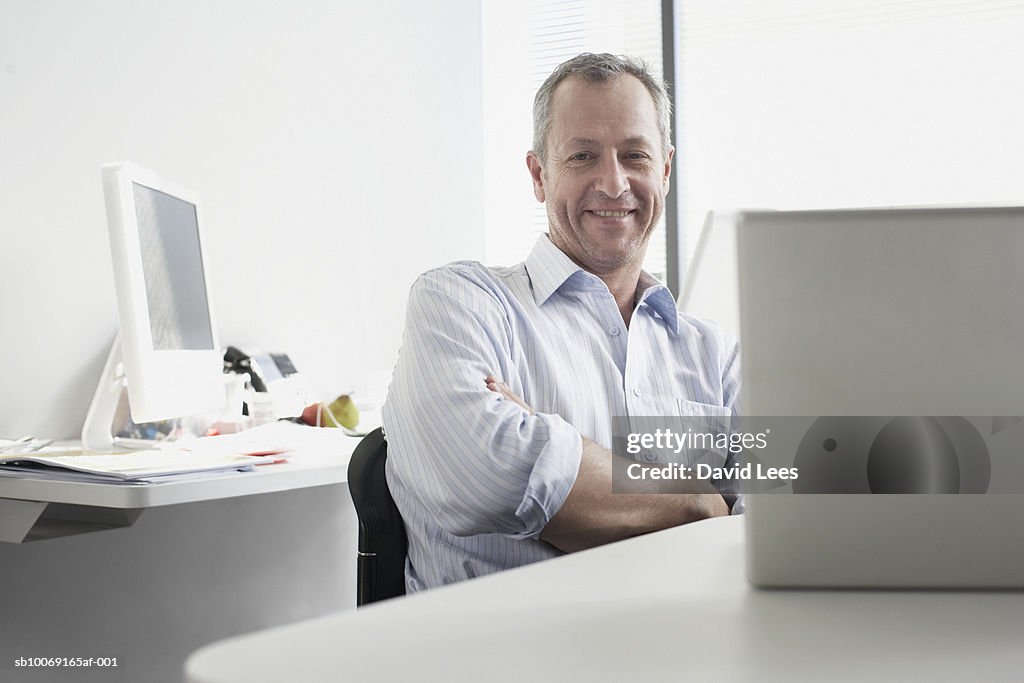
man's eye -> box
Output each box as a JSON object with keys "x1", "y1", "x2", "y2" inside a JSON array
[
  {"x1": 626, "y1": 152, "x2": 650, "y2": 161},
  {"x1": 569, "y1": 152, "x2": 592, "y2": 162}
]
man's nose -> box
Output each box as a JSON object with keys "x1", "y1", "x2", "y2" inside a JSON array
[{"x1": 593, "y1": 156, "x2": 630, "y2": 198}]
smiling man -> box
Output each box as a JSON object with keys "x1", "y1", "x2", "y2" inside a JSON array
[
  {"x1": 382, "y1": 53, "x2": 739, "y2": 591},
  {"x1": 525, "y1": 67, "x2": 669, "y2": 321}
]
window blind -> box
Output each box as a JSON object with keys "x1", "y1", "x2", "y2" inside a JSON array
[{"x1": 673, "y1": 0, "x2": 1024, "y2": 271}]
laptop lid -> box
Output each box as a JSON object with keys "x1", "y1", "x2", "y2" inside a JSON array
[{"x1": 737, "y1": 205, "x2": 1024, "y2": 587}]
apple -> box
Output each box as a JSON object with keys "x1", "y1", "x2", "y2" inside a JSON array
[
  {"x1": 300, "y1": 403, "x2": 321, "y2": 426},
  {"x1": 300, "y1": 395, "x2": 359, "y2": 429},
  {"x1": 325, "y1": 394, "x2": 359, "y2": 429}
]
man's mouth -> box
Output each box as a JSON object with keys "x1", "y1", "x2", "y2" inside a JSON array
[{"x1": 588, "y1": 210, "x2": 634, "y2": 218}]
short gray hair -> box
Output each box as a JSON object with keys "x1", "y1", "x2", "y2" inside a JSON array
[{"x1": 532, "y1": 53, "x2": 672, "y2": 163}]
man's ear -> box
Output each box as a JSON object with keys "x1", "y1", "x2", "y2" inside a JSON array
[
  {"x1": 662, "y1": 145, "x2": 675, "y2": 195},
  {"x1": 526, "y1": 151, "x2": 546, "y2": 203}
]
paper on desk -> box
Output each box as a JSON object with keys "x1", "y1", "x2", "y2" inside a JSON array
[
  {"x1": 0, "y1": 449, "x2": 278, "y2": 482},
  {"x1": 0, "y1": 464, "x2": 260, "y2": 485},
  {"x1": 166, "y1": 421, "x2": 299, "y2": 456},
  {"x1": 170, "y1": 420, "x2": 361, "y2": 457},
  {"x1": 0, "y1": 421, "x2": 354, "y2": 485}
]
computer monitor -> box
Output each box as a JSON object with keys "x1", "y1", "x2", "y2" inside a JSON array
[
  {"x1": 82, "y1": 162, "x2": 224, "y2": 449},
  {"x1": 737, "y1": 205, "x2": 1024, "y2": 588},
  {"x1": 677, "y1": 210, "x2": 741, "y2": 341}
]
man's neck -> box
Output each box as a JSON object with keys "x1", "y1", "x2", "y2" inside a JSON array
[
  {"x1": 544, "y1": 233, "x2": 646, "y2": 326},
  {"x1": 595, "y1": 268, "x2": 642, "y2": 327}
]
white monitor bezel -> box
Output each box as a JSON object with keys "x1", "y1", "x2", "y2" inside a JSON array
[{"x1": 101, "y1": 161, "x2": 223, "y2": 424}]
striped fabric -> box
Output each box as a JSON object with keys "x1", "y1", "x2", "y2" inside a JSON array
[{"x1": 382, "y1": 234, "x2": 740, "y2": 591}]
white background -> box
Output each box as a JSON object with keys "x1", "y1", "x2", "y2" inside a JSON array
[
  {"x1": 0, "y1": 0, "x2": 483, "y2": 440},
  {"x1": 1, "y1": 3, "x2": 480, "y2": 682},
  {"x1": 675, "y1": 0, "x2": 1024, "y2": 265}
]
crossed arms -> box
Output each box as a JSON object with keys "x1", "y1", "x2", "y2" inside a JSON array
[
  {"x1": 383, "y1": 266, "x2": 731, "y2": 557},
  {"x1": 485, "y1": 375, "x2": 729, "y2": 553}
]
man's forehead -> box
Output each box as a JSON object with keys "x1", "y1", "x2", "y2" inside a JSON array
[
  {"x1": 548, "y1": 74, "x2": 660, "y2": 146},
  {"x1": 556, "y1": 70, "x2": 642, "y2": 89}
]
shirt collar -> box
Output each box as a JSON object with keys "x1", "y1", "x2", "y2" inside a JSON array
[
  {"x1": 524, "y1": 234, "x2": 681, "y2": 335},
  {"x1": 635, "y1": 270, "x2": 680, "y2": 335},
  {"x1": 524, "y1": 234, "x2": 587, "y2": 305}
]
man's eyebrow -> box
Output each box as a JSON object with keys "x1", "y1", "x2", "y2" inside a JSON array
[
  {"x1": 562, "y1": 136, "x2": 656, "y2": 149},
  {"x1": 564, "y1": 137, "x2": 598, "y2": 148},
  {"x1": 621, "y1": 135, "x2": 656, "y2": 147}
]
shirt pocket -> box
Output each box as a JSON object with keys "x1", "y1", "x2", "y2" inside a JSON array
[
  {"x1": 675, "y1": 399, "x2": 734, "y2": 469},
  {"x1": 676, "y1": 399, "x2": 731, "y2": 419},
  {"x1": 676, "y1": 398, "x2": 734, "y2": 444}
]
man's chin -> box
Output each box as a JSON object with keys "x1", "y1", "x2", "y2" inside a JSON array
[
  {"x1": 580, "y1": 241, "x2": 647, "y2": 274},
  {"x1": 551, "y1": 225, "x2": 649, "y2": 273}
]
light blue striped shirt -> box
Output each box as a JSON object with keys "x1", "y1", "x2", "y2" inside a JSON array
[{"x1": 382, "y1": 234, "x2": 740, "y2": 591}]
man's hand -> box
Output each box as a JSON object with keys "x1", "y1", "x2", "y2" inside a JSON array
[
  {"x1": 483, "y1": 374, "x2": 729, "y2": 553},
  {"x1": 485, "y1": 374, "x2": 534, "y2": 414}
]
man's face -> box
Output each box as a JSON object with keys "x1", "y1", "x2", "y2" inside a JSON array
[{"x1": 527, "y1": 74, "x2": 673, "y2": 276}]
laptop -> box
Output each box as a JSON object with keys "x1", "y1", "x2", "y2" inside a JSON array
[
  {"x1": 677, "y1": 210, "x2": 741, "y2": 341},
  {"x1": 736, "y1": 206, "x2": 1024, "y2": 588}
]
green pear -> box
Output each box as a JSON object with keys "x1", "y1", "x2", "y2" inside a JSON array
[{"x1": 325, "y1": 394, "x2": 359, "y2": 430}]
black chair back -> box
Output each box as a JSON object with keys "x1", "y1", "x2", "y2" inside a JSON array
[{"x1": 347, "y1": 427, "x2": 408, "y2": 606}]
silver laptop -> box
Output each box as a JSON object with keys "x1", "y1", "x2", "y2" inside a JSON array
[
  {"x1": 678, "y1": 210, "x2": 741, "y2": 341},
  {"x1": 736, "y1": 206, "x2": 1024, "y2": 588}
]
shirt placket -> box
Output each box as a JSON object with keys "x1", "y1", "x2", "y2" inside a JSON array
[{"x1": 623, "y1": 303, "x2": 666, "y2": 463}]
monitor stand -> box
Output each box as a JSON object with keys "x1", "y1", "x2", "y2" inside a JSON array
[{"x1": 82, "y1": 336, "x2": 183, "y2": 450}]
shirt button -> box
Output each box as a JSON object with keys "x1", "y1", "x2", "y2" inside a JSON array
[
  {"x1": 643, "y1": 450, "x2": 658, "y2": 462},
  {"x1": 609, "y1": 327, "x2": 620, "y2": 336},
  {"x1": 632, "y1": 388, "x2": 643, "y2": 398}
]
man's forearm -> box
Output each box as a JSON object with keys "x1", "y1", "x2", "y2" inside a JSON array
[{"x1": 540, "y1": 437, "x2": 729, "y2": 553}]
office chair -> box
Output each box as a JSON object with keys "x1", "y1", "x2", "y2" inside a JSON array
[{"x1": 347, "y1": 427, "x2": 408, "y2": 606}]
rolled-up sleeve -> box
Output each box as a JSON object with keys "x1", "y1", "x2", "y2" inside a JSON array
[{"x1": 382, "y1": 265, "x2": 582, "y2": 539}]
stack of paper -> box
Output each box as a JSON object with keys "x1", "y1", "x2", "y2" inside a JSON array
[{"x1": 0, "y1": 448, "x2": 281, "y2": 484}]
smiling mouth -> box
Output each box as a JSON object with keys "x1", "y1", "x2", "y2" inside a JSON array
[{"x1": 588, "y1": 210, "x2": 634, "y2": 218}]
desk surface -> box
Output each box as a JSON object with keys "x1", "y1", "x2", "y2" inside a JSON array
[
  {"x1": 0, "y1": 422, "x2": 358, "y2": 508},
  {"x1": 186, "y1": 515, "x2": 1024, "y2": 682}
]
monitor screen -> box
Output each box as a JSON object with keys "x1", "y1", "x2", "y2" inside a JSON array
[
  {"x1": 132, "y1": 182, "x2": 214, "y2": 351},
  {"x1": 83, "y1": 162, "x2": 224, "y2": 441}
]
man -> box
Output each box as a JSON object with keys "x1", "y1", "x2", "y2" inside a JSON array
[{"x1": 382, "y1": 53, "x2": 739, "y2": 592}]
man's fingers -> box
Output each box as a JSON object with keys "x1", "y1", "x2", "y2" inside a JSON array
[
  {"x1": 484, "y1": 374, "x2": 507, "y2": 393},
  {"x1": 484, "y1": 375, "x2": 507, "y2": 393},
  {"x1": 483, "y1": 375, "x2": 534, "y2": 414}
]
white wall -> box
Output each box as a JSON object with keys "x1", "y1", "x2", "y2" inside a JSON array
[
  {"x1": 674, "y1": 1, "x2": 1024, "y2": 263},
  {"x1": 0, "y1": 0, "x2": 484, "y2": 439}
]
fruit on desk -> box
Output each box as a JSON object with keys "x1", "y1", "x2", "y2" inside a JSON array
[
  {"x1": 300, "y1": 403, "x2": 320, "y2": 426},
  {"x1": 301, "y1": 395, "x2": 359, "y2": 429},
  {"x1": 325, "y1": 394, "x2": 359, "y2": 429}
]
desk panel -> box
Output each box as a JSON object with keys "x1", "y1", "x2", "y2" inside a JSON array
[
  {"x1": 186, "y1": 517, "x2": 1024, "y2": 682},
  {"x1": 0, "y1": 484, "x2": 357, "y2": 683}
]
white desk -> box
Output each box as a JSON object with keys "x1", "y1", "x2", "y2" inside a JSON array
[
  {"x1": 0, "y1": 424, "x2": 361, "y2": 683},
  {"x1": 0, "y1": 422, "x2": 354, "y2": 543},
  {"x1": 186, "y1": 515, "x2": 1024, "y2": 682}
]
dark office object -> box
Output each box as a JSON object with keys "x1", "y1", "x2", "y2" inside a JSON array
[{"x1": 347, "y1": 427, "x2": 408, "y2": 606}]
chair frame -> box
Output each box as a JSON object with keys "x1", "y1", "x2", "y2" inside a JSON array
[{"x1": 347, "y1": 427, "x2": 408, "y2": 606}]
